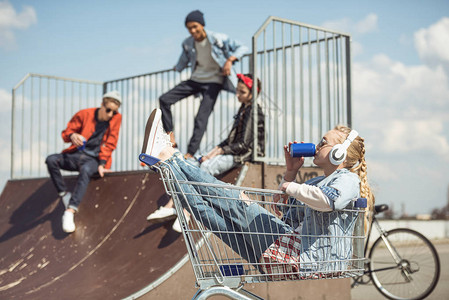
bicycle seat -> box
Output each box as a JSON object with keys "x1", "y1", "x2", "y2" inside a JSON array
[{"x1": 374, "y1": 204, "x2": 389, "y2": 215}]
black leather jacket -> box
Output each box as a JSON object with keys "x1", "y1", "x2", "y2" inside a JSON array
[{"x1": 218, "y1": 103, "x2": 265, "y2": 163}]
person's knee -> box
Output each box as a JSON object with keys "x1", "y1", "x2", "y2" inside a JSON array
[
  {"x1": 200, "y1": 162, "x2": 217, "y2": 176},
  {"x1": 199, "y1": 163, "x2": 210, "y2": 172},
  {"x1": 79, "y1": 163, "x2": 97, "y2": 178},
  {"x1": 45, "y1": 154, "x2": 59, "y2": 167},
  {"x1": 159, "y1": 94, "x2": 169, "y2": 106}
]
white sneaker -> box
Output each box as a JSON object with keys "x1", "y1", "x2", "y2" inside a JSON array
[
  {"x1": 172, "y1": 215, "x2": 190, "y2": 233},
  {"x1": 139, "y1": 109, "x2": 171, "y2": 166},
  {"x1": 172, "y1": 217, "x2": 182, "y2": 233},
  {"x1": 62, "y1": 210, "x2": 76, "y2": 233},
  {"x1": 146, "y1": 206, "x2": 176, "y2": 221},
  {"x1": 61, "y1": 192, "x2": 71, "y2": 209}
]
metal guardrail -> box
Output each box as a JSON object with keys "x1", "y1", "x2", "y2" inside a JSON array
[
  {"x1": 11, "y1": 73, "x2": 103, "y2": 179},
  {"x1": 250, "y1": 16, "x2": 352, "y2": 163},
  {"x1": 10, "y1": 17, "x2": 351, "y2": 179},
  {"x1": 102, "y1": 57, "x2": 251, "y2": 172}
]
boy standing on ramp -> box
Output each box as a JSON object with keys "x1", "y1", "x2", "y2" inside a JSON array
[{"x1": 159, "y1": 9, "x2": 247, "y2": 159}]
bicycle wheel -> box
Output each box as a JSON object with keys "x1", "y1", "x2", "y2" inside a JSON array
[{"x1": 369, "y1": 228, "x2": 440, "y2": 300}]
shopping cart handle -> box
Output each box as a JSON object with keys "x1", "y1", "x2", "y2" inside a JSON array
[{"x1": 139, "y1": 153, "x2": 161, "y2": 166}]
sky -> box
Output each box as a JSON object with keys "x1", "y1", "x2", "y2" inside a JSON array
[{"x1": 0, "y1": 0, "x2": 448, "y2": 216}]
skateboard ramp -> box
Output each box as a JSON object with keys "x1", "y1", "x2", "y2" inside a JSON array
[
  {"x1": 0, "y1": 171, "x2": 187, "y2": 299},
  {"x1": 0, "y1": 166, "x2": 245, "y2": 299}
]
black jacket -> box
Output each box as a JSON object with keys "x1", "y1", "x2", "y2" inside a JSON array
[{"x1": 218, "y1": 103, "x2": 265, "y2": 163}]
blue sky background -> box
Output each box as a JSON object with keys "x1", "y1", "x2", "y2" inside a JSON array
[{"x1": 1, "y1": 0, "x2": 448, "y2": 216}]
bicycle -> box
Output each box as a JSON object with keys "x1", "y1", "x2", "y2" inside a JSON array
[{"x1": 351, "y1": 204, "x2": 441, "y2": 299}]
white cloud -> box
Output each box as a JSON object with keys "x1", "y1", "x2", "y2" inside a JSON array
[
  {"x1": 353, "y1": 56, "x2": 449, "y2": 160},
  {"x1": 321, "y1": 14, "x2": 378, "y2": 57},
  {"x1": 380, "y1": 120, "x2": 449, "y2": 156},
  {"x1": 356, "y1": 13, "x2": 378, "y2": 34},
  {"x1": 352, "y1": 18, "x2": 449, "y2": 165},
  {"x1": 354, "y1": 53, "x2": 449, "y2": 111},
  {"x1": 0, "y1": 1, "x2": 37, "y2": 50},
  {"x1": 349, "y1": 18, "x2": 449, "y2": 214},
  {"x1": 414, "y1": 17, "x2": 449, "y2": 73},
  {"x1": 322, "y1": 18, "x2": 351, "y2": 33},
  {"x1": 321, "y1": 13, "x2": 378, "y2": 35}
]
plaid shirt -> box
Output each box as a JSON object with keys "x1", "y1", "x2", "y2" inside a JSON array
[
  {"x1": 260, "y1": 231, "x2": 345, "y2": 280},
  {"x1": 260, "y1": 232, "x2": 302, "y2": 280}
]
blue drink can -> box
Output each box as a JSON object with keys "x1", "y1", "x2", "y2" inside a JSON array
[
  {"x1": 290, "y1": 143, "x2": 316, "y2": 157},
  {"x1": 78, "y1": 139, "x2": 86, "y2": 151}
]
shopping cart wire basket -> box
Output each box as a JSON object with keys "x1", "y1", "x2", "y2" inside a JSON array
[{"x1": 153, "y1": 161, "x2": 366, "y2": 300}]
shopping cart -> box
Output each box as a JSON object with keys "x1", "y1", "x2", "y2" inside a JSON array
[{"x1": 152, "y1": 160, "x2": 366, "y2": 300}]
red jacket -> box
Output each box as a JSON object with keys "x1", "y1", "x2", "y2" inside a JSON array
[{"x1": 61, "y1": 108, "x2": 122, "y2": 169}]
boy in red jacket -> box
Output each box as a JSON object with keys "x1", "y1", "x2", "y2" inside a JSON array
[{"x1": 45, "y1": 91, "x2": 122, "y2": 233}]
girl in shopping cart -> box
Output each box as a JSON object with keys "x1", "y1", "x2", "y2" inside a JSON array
[{"x1": 139, "y1": 108, "x2": 374, "y2": 278}]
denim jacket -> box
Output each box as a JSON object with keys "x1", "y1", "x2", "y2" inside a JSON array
[
  {"x1": 175, "y1": 30, "x2": 248, "y2": 92},
  {"x1": 282, "y1": 169, "x2": 361, "y2": 272}
]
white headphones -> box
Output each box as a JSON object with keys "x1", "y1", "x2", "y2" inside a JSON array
[{"x1": 329, "y1": 129, "x2": 359, "y2": 165}]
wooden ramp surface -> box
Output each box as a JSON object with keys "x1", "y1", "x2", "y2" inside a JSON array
[{"x1": 0, "y1": 170, "x2": 188, "y2": 299}]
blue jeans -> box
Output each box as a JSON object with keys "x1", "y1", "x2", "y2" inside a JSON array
[
  {"x1": 45, "y1": 151, "x2": 99, "y2": 211},
  {"x1": 200, "y1": 154, "x2": 237, "y2": 176},
  {"x1": 161, "y1": 153, "x2": 292, "y2": 265},
  {"x1": 159, "y1": 80, "x2": 222, "y2": 155}
]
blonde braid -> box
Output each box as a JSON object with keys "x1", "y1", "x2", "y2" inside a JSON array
[
  {"x1": 335, "y1": 125, "x2": 375, "y2": 234},
  {"x1": 355, "y1": 139, "x2": 375, "y2": 233}
]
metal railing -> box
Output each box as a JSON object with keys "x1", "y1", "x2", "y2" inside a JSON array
[
  {"x1": 102, "y1": 55, "x2": 251, "y2": 172},
  {"x1": 250, "y1": 16, "x2": 352, "y2": 163},
  {"x1": 10, "y1": 16, "x2": 351, "y2": 179},
  {"x1": 11, "y1": 74, "x2": 103, "y2": 179}
]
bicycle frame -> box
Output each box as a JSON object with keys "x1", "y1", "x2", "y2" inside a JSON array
[{"x1": 364, "y1": 218, "x2": 413, "y2": 280}]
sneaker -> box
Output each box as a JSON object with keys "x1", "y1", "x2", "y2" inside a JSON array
[
  {"x1": 146, "y1": 206, "x2": 177, "y2": 222},
  {"x1": 139, "y1": 109, "x2": 172, "y2": 166},
  {"x1": 172, "y1": 214, "x2": 190, "y2": 233},
  {"x1": 172, "y1": 217, "x2": 182, "y2": 233},
  {"x1": 62, "y1": 210, "x2": 76, "y2": 233},
  {"x1": 61, "y1": 192, "x2": 71, "y2": 209}
]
